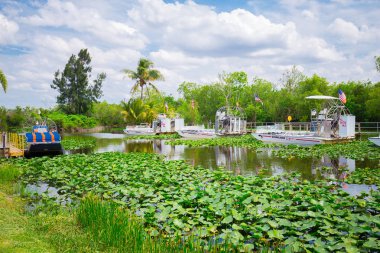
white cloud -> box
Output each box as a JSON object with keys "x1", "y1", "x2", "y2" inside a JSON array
[
  {"x1": 23, "y1": 0, "x2": 146, "y2": 49},
  {"x1": 301, "y1": 10, "x2": 316, "y2": 20},
  {"x1": 33, "y1": 35, "x2": 87, "y2": 56},
  {"x1": 0, "y1": 14, "x2": 19, "y2": 45},
  {"x1": 129, "y1": 0, "x2": 340, "y2": 63},
  {"x1": 1, "y1": 0, "x2": 379, "y2": 108},
  {"x1": 328, "y1": 18, "x2": 361, "y2": 42},
  {"x1": 328, "y1": 17, "x2": 380, "y2": 45}
]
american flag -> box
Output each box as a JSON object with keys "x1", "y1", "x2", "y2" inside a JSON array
[
  {"x1": 254, "y1": 94, "x2": 263, "y2": 104},
  {"x1": 338, "y1": 89, "x2": 346, "y2": 104}
]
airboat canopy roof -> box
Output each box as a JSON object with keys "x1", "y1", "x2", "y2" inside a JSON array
[{"x1": 305, "y1": 95, "x2": 339, "y2": 100}]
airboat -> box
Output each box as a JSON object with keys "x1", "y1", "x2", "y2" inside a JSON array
[
  {"x1": 124, "y1": 114, "x2": 185, "y2": 135},
  {"x1": 24, "y1": 118, "x2": 64, "y2": 157},
  {"x1": 252, "y1": 95, "x2": 356, "y2": 146},
  {"x1": 215, "y1": 106, "x2": 247, "y2": 136},
  {"x1": 177, "y1": 106, "x2": 247, "y2": 139},
  {"x1": 123, "y1": 123, "x2": 155, "y2": 135},
  {"x1": 176, "y1": 128, "x2": 216, "y2": 139}
]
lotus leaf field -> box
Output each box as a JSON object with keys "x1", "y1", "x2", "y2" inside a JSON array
[
  {"x1": 274, "y1": 141, "x2": 380, "y2": 160},
  {"x1": 345, "y1": 167, "x2": 380, "y2": 187},
  {"x1": 61, "y1": 136, "x2": 97, "y2": 151},
  {"x1": 167, "y1": 136, "x2": 380, "y2": 160},
  {"x1": 124, "y1": 133, "x2": 181, "y2": 140},
  {"x1": 18, "y1": 152, "x2": 380, "y2": 252},
  {"x1": 166, "y1": 135, "x2": 273, "y2": 149}
]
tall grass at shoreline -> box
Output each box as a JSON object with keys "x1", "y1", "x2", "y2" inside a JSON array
[
  {"x1": 77, "y1": 195, "x2": 245, "y2": 253},
  {"x1": 0, "y1": 162, "x2": 21, "y2": 183}
]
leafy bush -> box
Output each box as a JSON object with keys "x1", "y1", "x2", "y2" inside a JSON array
[
  {"x1": 47, "y1": 112, "x2": 98, "y2": 130},
  {"x1": 92, "y1": 101, "x2": 124, "y2": 126}
]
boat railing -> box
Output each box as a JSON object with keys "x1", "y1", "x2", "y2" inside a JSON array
[
  {"x1": 249, "y1": 122, "x2": 380, "y2": 134},
  {"x1": 125, "y1": 123, "x2": 151, "y2": 129}
]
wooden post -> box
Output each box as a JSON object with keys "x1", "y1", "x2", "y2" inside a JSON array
[{"x1": 1, "y1": 132, "x2": 5, "y2": 149}]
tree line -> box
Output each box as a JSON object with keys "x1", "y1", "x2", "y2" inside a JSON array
[{"x1": 0, "y1": 51, "x2": 379, "y2": 132}]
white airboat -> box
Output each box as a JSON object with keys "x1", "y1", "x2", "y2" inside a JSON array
[
  {"x1": 251, "y1": 95, "x2": 356, "y2": 146},
  {"x1": 177, "y1": 106, "x2": 247, "y2": 139}
]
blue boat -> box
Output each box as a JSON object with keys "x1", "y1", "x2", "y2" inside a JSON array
[{"x1": 24, "y1": 121, "x2": 64, "y2": 157}]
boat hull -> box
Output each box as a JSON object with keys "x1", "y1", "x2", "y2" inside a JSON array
[
  {"x1": 177, "y1": 129, "x2": 216, "y2": 139},
  {"x1": 123, "y1": 128, "x2": 155, "y2": 135},
  {"x1": 25, "y1": 142, "x2": 64, "y2": 158},
  {"x1": 252, "y1": 133, "x2": 322, "y2": 146},
  {"x1": 252, "y1": 133, "x2": 354, "y2": 146},
  {"x1": 368, "y1": 137, "x2": 380, "y2": 146}
]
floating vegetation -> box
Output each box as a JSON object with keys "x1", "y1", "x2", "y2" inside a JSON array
[
  {"x1": 344, "y1": 167, "x2": 380, "y2": 186},
  {"x1": 166, "y1": 134, "x2": 274, "y2": 148},
  {"x1": 168, "y1": 136, "x2": 380, "y2": 160},
  {"x1": 124, "y1": 133, "x2": 181, "y2": 140},
  {"x1": 274, "y1": 141, "x2": 380, "y2": 160},
  {"x1": 61, "y1": 136, "x2": 97, "y2": 151},
  {"x1": 18, "y1": 152, "x2": 380, "y2": 251}
]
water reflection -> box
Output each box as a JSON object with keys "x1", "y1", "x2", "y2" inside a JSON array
[{"x1": 69, "y1": 133, "x2": 379, "y2": 181}]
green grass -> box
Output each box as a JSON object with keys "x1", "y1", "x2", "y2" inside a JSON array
[
  {"x1": 0, "y1": 191, "x2": 54, "y2": 253},
  {"x1": 0, "y1": 163, "x2": 104, "y2": 252},
  {"x1": 77, "y1": 195, "x2": 245, "y2": 253},
  {"x1": 77, "y1": 195, "x2": 144, "y2": 251},
  {"x1": 0, "y1": 162, "x2": 21, "y2": 184}
]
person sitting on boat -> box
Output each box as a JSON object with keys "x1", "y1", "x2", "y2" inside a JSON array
[
  {"x1": 222, "y1": 116, "x2": 230, "y2": 133},
  {"x1": 331, "y1": 112, "x2": 340, "y2": 137}
]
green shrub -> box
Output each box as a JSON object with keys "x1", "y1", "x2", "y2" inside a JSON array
[{"x1": 47, "y1": 112, "x2": 98, "y2": 130}]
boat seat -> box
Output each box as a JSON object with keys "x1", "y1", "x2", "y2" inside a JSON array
[
  {"x1": 26, "y1": 131, "x2": 61, "y2": 143},
  {"x1": 33, "y1": 125, "x2": 49, "y2": 133}
]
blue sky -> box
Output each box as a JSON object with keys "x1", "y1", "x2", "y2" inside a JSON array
[{"x1": 0, "y1": 0, "x2": 379, "y2": 108}]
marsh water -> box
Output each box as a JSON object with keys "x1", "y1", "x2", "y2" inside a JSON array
[{"x1": 67, "y1": 133, "x2": 379, "y2": 182}]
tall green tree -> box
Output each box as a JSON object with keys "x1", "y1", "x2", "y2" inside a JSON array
[
  {"x1": 365, "y1": 82, "x2": 380, "y2": 121},
  {"x1": 93, "y1": 101, "x2": 124, "y2": 126},
  {"x1": 331, "y1": 81, "x2": 372, "y2": 121},
  {"x1": 217, "y1": 71, "x2": 248, "y2": 107},
  {"x1": 375, "y1": 56, "x2": 380, "y2": 73},
  {"x1": 122, "y1": 58, "x2": 164, "y2": 100},
  {"x1": 51, "y1": 49, "x2": 106, "y2": 115},
  {"x1": 0, "y1": 106, "x2": 7, "y2": 131},
  {"x1": 0, "y1": 69, "x2": 7, "y2": 93},
  {"x1": 280, "y1": 65, "x2": 306, "y2": 93}
]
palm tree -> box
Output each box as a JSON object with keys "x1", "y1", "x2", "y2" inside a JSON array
[
  {"x1": 122, "y1": 58, "x2": 164, "y2": 100},
  {"x1": 0, "y1": 69, "x2": 7, "y2": 93},
  {"x1": 120, "y1": 98, "x2": 157, "y2": 125}
]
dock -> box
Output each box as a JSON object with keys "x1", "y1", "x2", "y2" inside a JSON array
[{"x1": 1, "y1": 133, "x2": 25, "y2": 158}]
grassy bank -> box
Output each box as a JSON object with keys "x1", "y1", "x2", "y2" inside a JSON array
[
  {"x1": 0, "y1": 162, "x2": 246, "y2": 252},
  {"x1": 0, "y1": 162, "x2": 100, "y2": 252}
]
